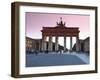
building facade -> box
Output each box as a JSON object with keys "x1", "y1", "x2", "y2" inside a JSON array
[
  {"x1": 26, "y1": 37, "x2": 42, "y2": 53},
  {"x1": 72, "y1": 37, "x2": 90, "y2": 53},
  {"x1": 83, "y1": 37, "x2": 89, "y2": 53}
]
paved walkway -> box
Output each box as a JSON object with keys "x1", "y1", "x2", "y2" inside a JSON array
[{"x1": 26, "y1": 52, "x2": 89, "y2": 67}]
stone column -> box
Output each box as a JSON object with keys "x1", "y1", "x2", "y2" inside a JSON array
[
  {"x1": 44, "y1": 37, "x2": 47, "y2": 51},
  {"x1": 42, "y1": 36, "x2": 46, "y2": 51},
  {"x1": 55, "y1": 36, "x2": 58, "y2": 51},
  {"x1": 39, "y1": 40, "x2": 41, "y2": 51},
  {"x1": 41, "y1": 36, "x2": 44, "y2": 51},
  {"x1": 48, "y1": 36, "x2": 52, "y2": 51},
  {"x1": 70, "y1": 37, "x2": 72, "y2": 51},
  {"x1": 76, "y1": 36, "x2": 80, "y2": 51},
  {"x1": 34, "y1": 41, "x2": 36, "y2": 50},
  {"x1": 64, "y1": 36, "x2": 66, "y2": 51}
]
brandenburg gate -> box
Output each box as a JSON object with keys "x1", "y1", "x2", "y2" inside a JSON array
[{"x1": 41, "y1": 18, "x2": 80, "y2": 52}]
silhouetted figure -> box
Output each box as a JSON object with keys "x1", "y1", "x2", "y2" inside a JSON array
[
  {"x1": 34, "y1": 50, "x2": 38, "y2": 55},
  {"x1": 45, "y1": 50, "x2": 48, "y2": 54}
]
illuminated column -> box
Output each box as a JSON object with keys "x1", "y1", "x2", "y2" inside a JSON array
[
  {"x1": 70, "y1": 37, "x2": 72, "y2": 51},
  {"x1": 41, "y1": 36, "x2": 44, "y2": 51},
  {"x1": 44, "y1": 37, "x2": 47, "y2": 51},
  {"x1": 76, "y1": 36, "x2": 80, "y2": 51},
  {"x1": 48, "y1": 36, "x2": 53, "y2": 51},
  {"x1": 38, "y1": 40, "x2": 41, "y2": 51},
  {"x1": 34, "y1": 41, "x2": 36, "y2": 50},
  {"x1": 42, "y1": 36, "x2": 46, "y2": 51},
  {"x1": 64, "y1": 36, "x2": 66, "y2": 51},
  {"x1": 55, "y1": 36, "x2": 58, "y2": 51}
]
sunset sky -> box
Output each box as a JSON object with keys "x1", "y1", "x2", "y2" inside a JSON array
[{"x1": 25, "y1": 12, "x2": 90, "y2": 48}]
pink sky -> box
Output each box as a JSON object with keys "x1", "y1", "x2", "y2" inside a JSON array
[{"x1": 25, "y1": 12, "x2": 90, "y2": 40}]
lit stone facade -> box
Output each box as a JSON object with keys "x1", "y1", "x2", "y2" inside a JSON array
[
  {"x1": 26, "y1": 37, "x2": 65, "y2": 53},
  {"x1": 72, "y1": 37, "x2": 89, "y2": 53},
  {"x1": 26, "y1": 37, "x2": 42, "y2": 52},
  {"x1": 83, "y1": 37, "x2": 89, "y2": 53}
]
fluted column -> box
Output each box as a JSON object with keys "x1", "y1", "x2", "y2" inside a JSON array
[
  {"x1": 55, "y1": 36, "x2": 58, "y2": 51},
  {"x1": 39, "y1": 40, "x2": 41, "y2": 51},
  {"x1": 42, "y1": 36, "x2": 46, "y2": 51},
  {"x1": 64, "y1": 36, "x2": 66, "y2": 51},
  {"x1": 70, "y1": 37, "x2": 72, "y2": 51},
  {"x1": 76, "y1": 36, "x2": 80, "y2": 51},
  {"x1": 48, "y1": 36, "x2": 52, "y2": 51}
]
